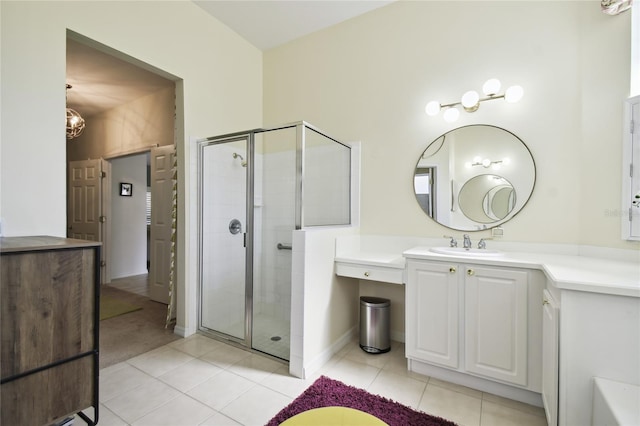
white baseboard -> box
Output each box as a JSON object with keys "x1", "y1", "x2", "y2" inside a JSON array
[
  {"x1": 303, "y1": 326, "x2": 358, "y2": 379},
  {"x1": 173, "y1": 325, "x2": 194, "y2": 338}
]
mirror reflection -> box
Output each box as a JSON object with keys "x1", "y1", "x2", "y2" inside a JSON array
[{"x1": 414, "y1": 125, "x2": 535, "y2": 231}]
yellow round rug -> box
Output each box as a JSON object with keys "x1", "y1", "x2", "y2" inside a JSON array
[{"x1": 281, "y1": 406, "x2": 387, "y2": 425}]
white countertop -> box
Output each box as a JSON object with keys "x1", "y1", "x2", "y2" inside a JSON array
[
  {"x1": 403, "y1": 246, "x2": 640, "y2": 298},
  {"x1": 335, "y1": 251, "x2": 405, "y2": 269},
  {"x1": 334, "y1": 235, "x2": 640, "y2": 298}
]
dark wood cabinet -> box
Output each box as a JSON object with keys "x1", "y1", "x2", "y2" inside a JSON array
[{"x1": 1, "y1": 236, "x2": 100, "y2": 426}]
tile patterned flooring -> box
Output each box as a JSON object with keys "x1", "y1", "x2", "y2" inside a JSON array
[{"x1": 81, "y1": 334, "x2": 548, "y2": 426}]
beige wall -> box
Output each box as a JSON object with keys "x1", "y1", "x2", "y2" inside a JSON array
[{"x1": 264, "y1": 1, "x2": 637, "y2": 250}]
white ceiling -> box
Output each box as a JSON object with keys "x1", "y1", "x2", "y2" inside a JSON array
[{"x1": 66, "y1": 1, "x2": 393, "y2": 118}]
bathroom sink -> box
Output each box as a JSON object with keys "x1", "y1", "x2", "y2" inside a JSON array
[{"x1": 429, "y1": 247, "x2": 504, "y2": 257}]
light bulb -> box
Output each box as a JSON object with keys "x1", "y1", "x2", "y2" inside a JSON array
[
  {"x1": 482, "y1": 78, "x2": 501, "y2": 96},
  {"x1": 505, "y1": 85, "x2": 524, "y2": 103},
  {"x1": 491, "y1": 163, "x2": 501, "y2": 171},
  {"x1": 473, "y1": 156, "x2": 482, "y2": 164},
  {"x1": 425, "y1": 101, "x2": 441, "y2": 116},
  {"x1": 481, "y1": 158, "x2": 491, "y2": 168},
  {"x1": 503, "y1": 157, "x2": 511, "y2": 165},
  {"x1": 461, "y1": 91, "x2": 480, "y2": 110},
  {"x1": 443, "y1": 107, "x2": 459, "y2": 123},
  {"x1": 465, "y1": 161, "x2": 472, "y2": 168}
]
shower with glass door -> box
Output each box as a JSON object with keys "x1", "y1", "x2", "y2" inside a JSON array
[{"x1": 197, "y1": 122, "x2": 351, "y2": 361}]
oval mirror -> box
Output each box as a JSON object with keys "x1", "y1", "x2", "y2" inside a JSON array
[{"x1": 414, "y1": 125, "x2": 535, "y2": 231}]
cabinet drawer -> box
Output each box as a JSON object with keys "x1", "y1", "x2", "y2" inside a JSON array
[{"x1": 336, "y1": 262, "x2": 404, "y2": 284}]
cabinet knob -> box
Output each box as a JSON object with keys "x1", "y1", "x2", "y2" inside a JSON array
[
  {"x1": 449, "y1": 267, "x2": 456, "y2": 274},
  {"x1": 364, "y1": 271, "x2": 370, "y2": 277},
  {"x1": 467, "y1": 269, "x2": 475, "y2": 276}
]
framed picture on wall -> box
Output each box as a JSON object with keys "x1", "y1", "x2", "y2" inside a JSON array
[{"x1": 120, "y1": 182, "x2": 133, "y2": 197}]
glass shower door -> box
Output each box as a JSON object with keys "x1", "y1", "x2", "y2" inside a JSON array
[
  {"x1": 251, "y1": 127, "x2": 296, "y2": 360},
  {"x1": 199, "y1": 137, "x2": 248, "y2": 341}
]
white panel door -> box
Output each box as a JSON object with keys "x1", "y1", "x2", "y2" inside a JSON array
[
  {"x1": 464, "y1": 266, "x2": 528, "y2": 386},
  {"x1": 149, "y1": 145, "x2": 175, "y2": 304},
  {"x1": 68, "y1": 159, "x2": 110, "y2": 283},
  {"x1": 406, "y1": 261, "x2": 459, "y2": 369}
]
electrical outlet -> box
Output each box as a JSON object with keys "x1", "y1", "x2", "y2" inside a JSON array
[{"x1": 491, "y1": 226, "x2": 504, "y2": 239}]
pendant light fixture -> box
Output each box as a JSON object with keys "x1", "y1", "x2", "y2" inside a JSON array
[{"x1": 66, "y1": 84, "x2": 85, "y2": 139}]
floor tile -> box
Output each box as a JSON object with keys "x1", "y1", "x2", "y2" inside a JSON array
[
  {"x1": 428, "y1": 377, "x2": 484, "y2": 399},
  {"x1": 367, "y1": 369, "x2": 427, "y2": 409},
  {"x1": 220, "y1": 384, "x2": 292, "y2": 425},
  {"x1": 131, "y1": 394, "x2": 215, "y2": 426},
  {"x1": 100, "y1": 363, "x2": 156, "y2": 402},
  {"x1": 418, "y1": 383, "x2": 482, "y2": 426},
  {"x1": 199, "y1": 412, "x2": 242, "y2": 425},
  {"x1": 322, "y1": 357, "x2": 381, "y2": 389},
  {"x1": 158, "y1": 358, "x2": 223, "y2": 392},
  {"x1": 480, "y1": 400, "x2": 548, "y2": 426},
  {"x1": 227, "y1": 353, "x2": 284, "y2": 382},
  {"x1": 103, "y1": 378, "x2": 182, "y2": 424},
  {"x1": 187, "y1": 371, "x2": 255, "y2": 410},
  {"x1": 127, "y1": 346, "x2": 195, "y2": 377},
  {"x1": 170, "y1": 334, "x2": 228, "y2": 358},
  {"x1": 259, "y1": 365, "x2": 319, "y2": 398},
  {"x1": 199, "y1": 343, "x2": 252, "y2": 369},
  {"x1": 482, "y1": 392, "x2": 546, "y2": 418},
  {"x1": 82, "y1": 404, "x2": 127, "y2": 426}
]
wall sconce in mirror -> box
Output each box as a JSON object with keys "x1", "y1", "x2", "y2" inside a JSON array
[
  {"x1": 120, "y1": 182, "x2": 133, "y2": 197},
  {"x1": 425, "y1": 79, "x2": 523, "y2": 123},
  {"x1": 66, "y1": 84, "x2": 86, "y2": 139},
  {"x1": 465, "y1": 156, "x2": 511, "y2": 170}
]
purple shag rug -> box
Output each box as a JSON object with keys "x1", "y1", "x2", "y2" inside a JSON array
[{"x1": 266, "y1": 375, "x2": 458, "y2": 426}]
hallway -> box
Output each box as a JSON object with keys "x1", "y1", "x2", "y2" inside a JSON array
[{"x1": 100, "y1": 274, "x2": 180, "y2": 368}]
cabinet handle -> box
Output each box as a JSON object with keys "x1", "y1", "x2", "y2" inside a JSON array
[
  {"x1": 543, "y1": 299, "x2": 549, "y2": 306},
  {"x1": 364, "y1": 271, "x2": 370, "y2": 277},
  {"x1": 449, "y1": 267, "x2": 456, "y2": 274},
  {"x1": 467, "y1": 269, "x2": 475, "y2": 276}
]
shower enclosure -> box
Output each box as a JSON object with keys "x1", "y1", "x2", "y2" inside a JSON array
[{"x1": 197, "y1": 122, "x2": 351, "y2": 361}]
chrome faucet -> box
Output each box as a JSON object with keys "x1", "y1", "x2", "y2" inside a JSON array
[
  {"x1": 444, "y1": 235, "x2": 457, "y2": 247},
  {"x1": 463, "y1": 234, "x2": 472, "y2": 249},
  {"x1": 477, "y1": 238, "x2": 486, "y2": 249}
]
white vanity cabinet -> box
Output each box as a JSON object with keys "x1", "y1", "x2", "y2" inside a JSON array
[
  {"x1": 405, "y1": 261, "x2": 459, "y2": 369},
  {"x1": 464, "y1": 265, "x2": 529, "y2": 386},
  {"x1": 406, "y1": 258, "x2": 542, "y2": 399}
]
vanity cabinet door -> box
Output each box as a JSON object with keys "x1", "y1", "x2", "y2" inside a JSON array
[
  {"x1": 406, "y1": 261, "x2": 459, "y2": 369},
  {"x1": 464, "y1": 266, "x2": 528, "y2": 386}
]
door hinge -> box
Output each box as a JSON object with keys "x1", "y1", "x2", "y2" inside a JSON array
[
  {"x1": 631, "y1": 119, "x2": 635, "y2": 134},
  {"x1": 100, "y1": 171, "x2": 107, "y2": 178},
  {"x1": 631, "y1": 163, "x2": 634, "y2": 178},
  {"x1": 630, "y1": 207, "x2": 633, "y2": 222},
  {"x1": 99, "y1": 216, "x2": 106, "y2": 223},
  {"x1": 100, "y1": 260, "x2": 106, "y2": 267}
]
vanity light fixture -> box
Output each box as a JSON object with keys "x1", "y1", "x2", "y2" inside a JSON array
[
  {"x1": 425, "y1": 79, "x2": 523, "y2": 123},
  {"x1": 66, "y1": 84, "x2": 85, "y2": 139},
  {"x1": 600, "y1": 0, "x2": 632, "y2": 15},
  {"x1": 465, "y1": 156, "x2": 511, "y2": 170}
]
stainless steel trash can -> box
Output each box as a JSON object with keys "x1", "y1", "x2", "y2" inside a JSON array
[{"x1": 359, "y1": 296, "x2": 390, "y2": 354}]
